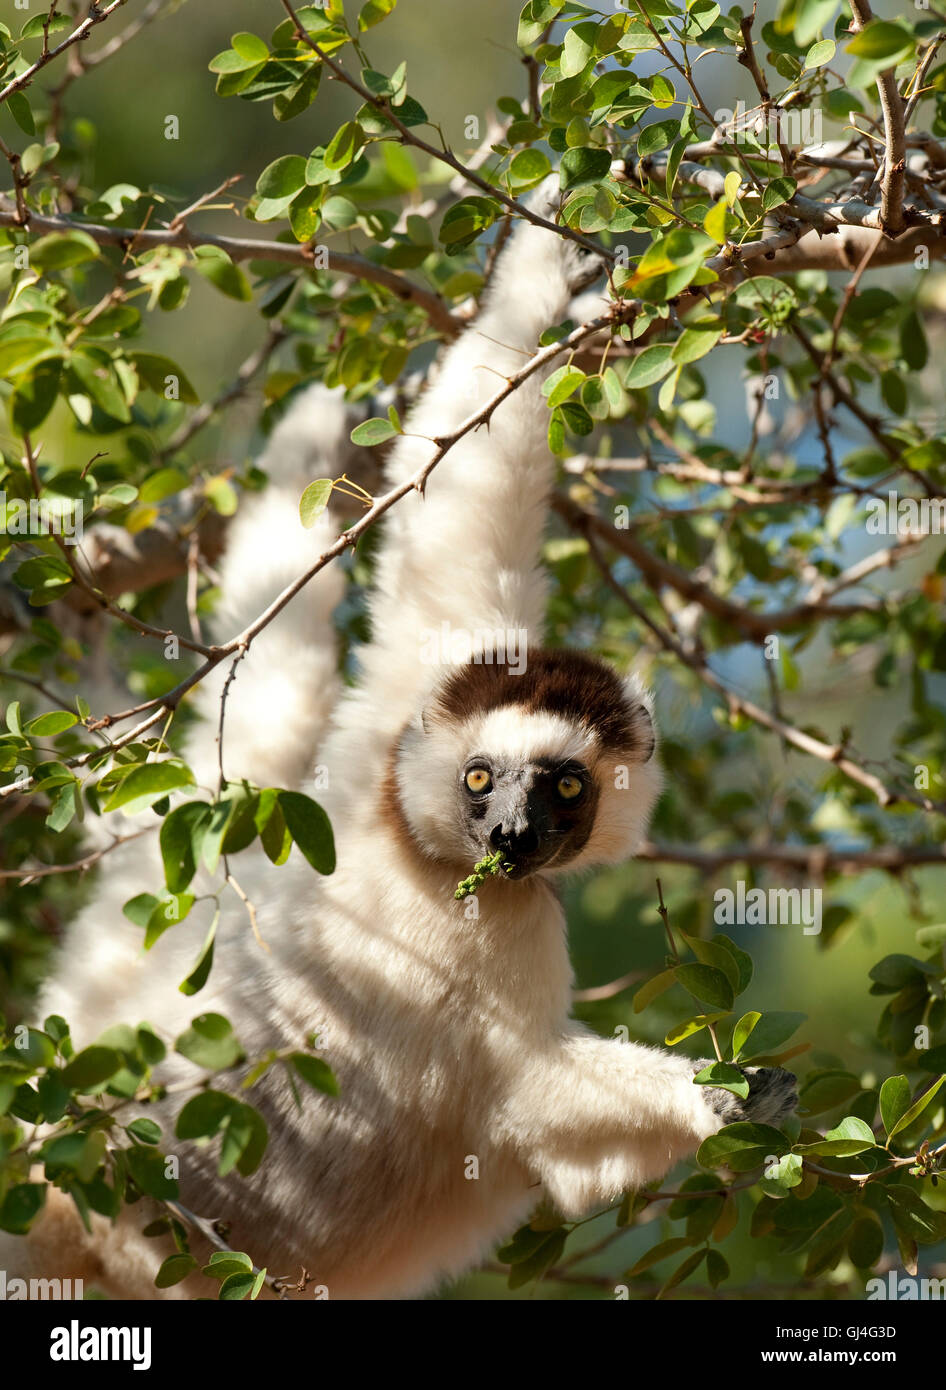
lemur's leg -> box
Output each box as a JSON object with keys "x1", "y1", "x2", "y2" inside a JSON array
[
  {"x1": 498, "y1": 1029, "x2": 798, "y2": 1217},
  {"x1": 360, "y1": 179, "x2": 604, "y2": 709},
  {"x1": 185, "y1": 385, "x2": 349, "y2": 791}
]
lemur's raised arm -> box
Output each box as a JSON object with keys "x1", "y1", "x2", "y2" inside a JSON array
[{"x1": 363, "y1": 182, "x2": 604, "y2": 712}]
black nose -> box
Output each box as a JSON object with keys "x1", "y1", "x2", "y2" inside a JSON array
[{"x1": 489, "y1": 824, "x2": 539, "y2": 859}]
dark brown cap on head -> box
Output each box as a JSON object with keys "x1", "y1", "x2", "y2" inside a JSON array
[{"x1": 431, "y1": 647, "x2": 654, "y2": 759}]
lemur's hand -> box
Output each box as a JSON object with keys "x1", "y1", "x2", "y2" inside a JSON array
[
  {"x1": 526, "y1": 175, "x2": 608, "y2": 295},
  {"x1": 691, "y1": 1060, "x2": 797, "y2": 1128}
]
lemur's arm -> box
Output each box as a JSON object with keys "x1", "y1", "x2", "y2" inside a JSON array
[
  {"x1": 364, "y1": 181, "x2": 602, "y2": 699},
  {"x1": 498, "y1": 1030, "x2": 797, "y2": 1218}
]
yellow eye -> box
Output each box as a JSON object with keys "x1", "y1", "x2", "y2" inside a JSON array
[
  {"x1": 466, "y1": 768, "x2": 492, "y2": 794},
  {"x1": 557, "y1": 774, "x2": 583, "y2": 800}
]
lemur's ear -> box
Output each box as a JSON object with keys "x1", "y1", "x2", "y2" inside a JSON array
[{"x1": 622, "y1": 673, "x2": 657, "y2": 763}]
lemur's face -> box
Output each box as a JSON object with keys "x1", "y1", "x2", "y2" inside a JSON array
[
  {"x1": 392, "y1": 650, "x2": 662, "y2": 880},
  {"x1": 458, "y1": 746, "x2": 599, "y2": 878}
]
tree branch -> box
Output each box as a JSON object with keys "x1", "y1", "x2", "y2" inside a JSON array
[
  {"x1": 0, "y1": 201, "x2": 461, "y2": 335},
  {"x1": 573, "y1": 519, "x2": 946, "y2": 817},
  {"x1": 848, "y1": 0, "x2": 907, "y2": 233},
  {"x1": 636, "y1": 841, "x2": 946, "y2": 873},
  {"x1": 0, "y1": 0, "x2": 130, "y2": 107},
  {"x1": 553, "y1": 492, "x2": 908, "y2": 641},
  {"x1": 277, "y1": 0, "x2": 606, "y2": 258}
]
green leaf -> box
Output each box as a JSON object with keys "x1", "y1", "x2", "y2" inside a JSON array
[
  {"x1": 7, "y1": 93, "x2": 35, "y2": 137},
  {"x1": 11, "y1": 360, "x2": 64, "y2": 432},
  {"x1": 219, "y1": 1101, "x2": 268, "y2": 1177},
  {"x1": 324, "y1": 121, "x2": 364, "y2": 171},
  {"x1": 731, "y1": 1011, "x2": 761, "y2": 1060},
  {"x1": 203, "y1": 1250, "x2": 253, "y2": 1279},
  {"x1": 25, "y1": 710, "x2": 77, "y2": 736},
  {"x1": 761, "y1": 177, "x2": 797, "y2": 212},
  {"x1": 176, "y1": 1013, "x2": 244, "y2": 1071},
  {"x1": 759, "y1": 1151, "x2": 804, "y2": 1198},
  {"x1": 155, "y1": 1253, "x2": 198, "y2": 1288},
  {"x1": 126, "y1": 1145, "x2": 178, "y2": 1201},
  {"x1": 698, "y1": 1121, "x2": 790, "y2": 1171},
  {"x1": 300, "y1": 478, "x2": 333, "y2": 527},
  {"x1": 706, "y1": 1248, "x2": 729, "y2": 1289},
  {"x1": 144, "y1": 893, "x2": 195, "y2": 950},
  {"x1": 681, "y1": 932, "x2": 740, "y2": 991},
  {"x1": 637, "y1": 120, "x2": 680, "y2": 159},
  {"x1": 29, "y1": 230, "x2": 99, "y2": 270},
  {"x1": 231, "y1": 31, "x2": 269, "y2": 62},
  {"x1": 736, "y1": 1011, "x2": 806, "y2": 1062},
  {"x1": 179, "y1": 912, "x2": 219, "y2": 996},
  {"x1": 887, "y1": 1074, "x2": 946, "y2": 1142},
  {"x1": 256, "y1": 153, "x2": 308, "y2": 199},
  {"x1": 542, "y1": 365, "x2": 586, "y2": 408},
  {"x1": 176, "y1": 1089, "x2": 234, "y2": 1140},
  {"x1": 703, "y1": 198, "x2": 728, "y2": 245},
  {"x1": 0, "y1": 335, "x2": 60, "y2": 378},
  {"x1": 193, "y1": 248, "x2": 253, "y2": 302},
  {"x1": 350, "y1": 417, "x2": 397, "y2": 446},
  {"x1": 210, "y1": 47, "x2": 263, "y2": 75},
  {"x1": 560, "y1": 146, "x2": 612, "y2": 190},
  {"x1": 917, "y1": 1044, "x2": 946, "y2": 1073},
  {"x1": 46, "y1": 782, "x2": 77, "y2": 833},
  {"x1": 255, "y1": 789, "x2": 292, "y2": 866},
  {"x1": 846, "y1": 20, "x2": 915, "y2": 63},
  {"x1": 103, "y1": 760, "x2": 195, "y2": 814},
  {"x1": 61, "y1": 1045, "x2": 123, "y2": 1091},
  {"x1": 290, "y1": 1052, "x2": 339, "y2": 1096},
  {"x1": 624, "y1": 1235, "x2": 691, "y2": 1276},
  {"x1": 672, "y1": 325, "x2": 721, "y2": 365},
  {"x1": 219, "y1": 1268, "x2": 266, "y2": 1300},
  {"x1": 359, "y1": 0, "x2": 398, "y2": 31},
  {"x1": 289, "y1": 184, "x2": 323, "y2": 241},
  {"x1": 626, "y1": 343, "x2": 676, "y2": 390},
  {"x1": 0, "y1": 1183, "x2": 46, "y2": 1234},
  {"x1": 879, "y1": 1074, "x2": 912, "y2": 1138},
  {"x1": 160, "y1": 801, "x2": 211, "y2": 894},
  {"x1": 518, "y1": 0, "x2": 566, "y2": 49},
  {"x1": 130, "y1": 352, "x2": 199, "y2": 404},
  {"x1": 870, "y1": 954, "x2": 934, "y2": 990},
  {"x1": 900, "y1": 310, "x2": 928, "y2": 370},
  {"x1": 885, "y1": 1184, "x2": 946, "y2": 1244},
  {"x1": 795, "y1": 1115, "x2": 878, "y2": 1157},
  {"x1": 126, "y1": 1118, "x2": 162, "y2": 1146},
  {"x1": 633, "y1": 967, "x2": 678, "y2": 1013},
  {"x1": 798, "y1": 1069, "x2": 862, "y2": 1116},
  {"x1": 675, "y1": 962, "x2": 734, "y2": 1011},
  {"x1": 508, "y1": 148, "x2": 551, "y2": 190},
  {"x1": 275, "y1": 64, "x2": 323, "y2": 121},
  {"x1": 123, "y1": 893, "x2": 161, "y2": 929},
  {"x1": 693, "y1": 1061, "x2": 749, "y2": 1098},
  {"x1": 805, "y1": 38, "x2": 835, "y2": 68},
  {"x1": 657, "y1": 1248, "x2": 706, "y2": 1298},
  {"x1": 20, "y1": 13, "x2": 73, "y2": 40},
  {"x1": 560, "y1": 25, "x2": 593, "y2": 78},
  {"x1": 70, "y1": 350, "x2": 131, "y2": 422},
  {"x1": 664, "y1": 1012, "x2": 728, "y2": 1046},
  {"x1": 439, "y1": 196, "x2": 501, "y2": 248},
  {"x1": 277, "y1": 791, "x2": 335, "y2": 874}
]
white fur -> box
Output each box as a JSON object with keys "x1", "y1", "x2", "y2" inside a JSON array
[{"x1": 9, "y1": 181, "x2": 722, "y2": 1300}]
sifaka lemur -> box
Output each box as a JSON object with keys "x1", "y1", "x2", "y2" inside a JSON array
[{"x1": 9, "y1": 180, "x2": 796, "y2": 1299}]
